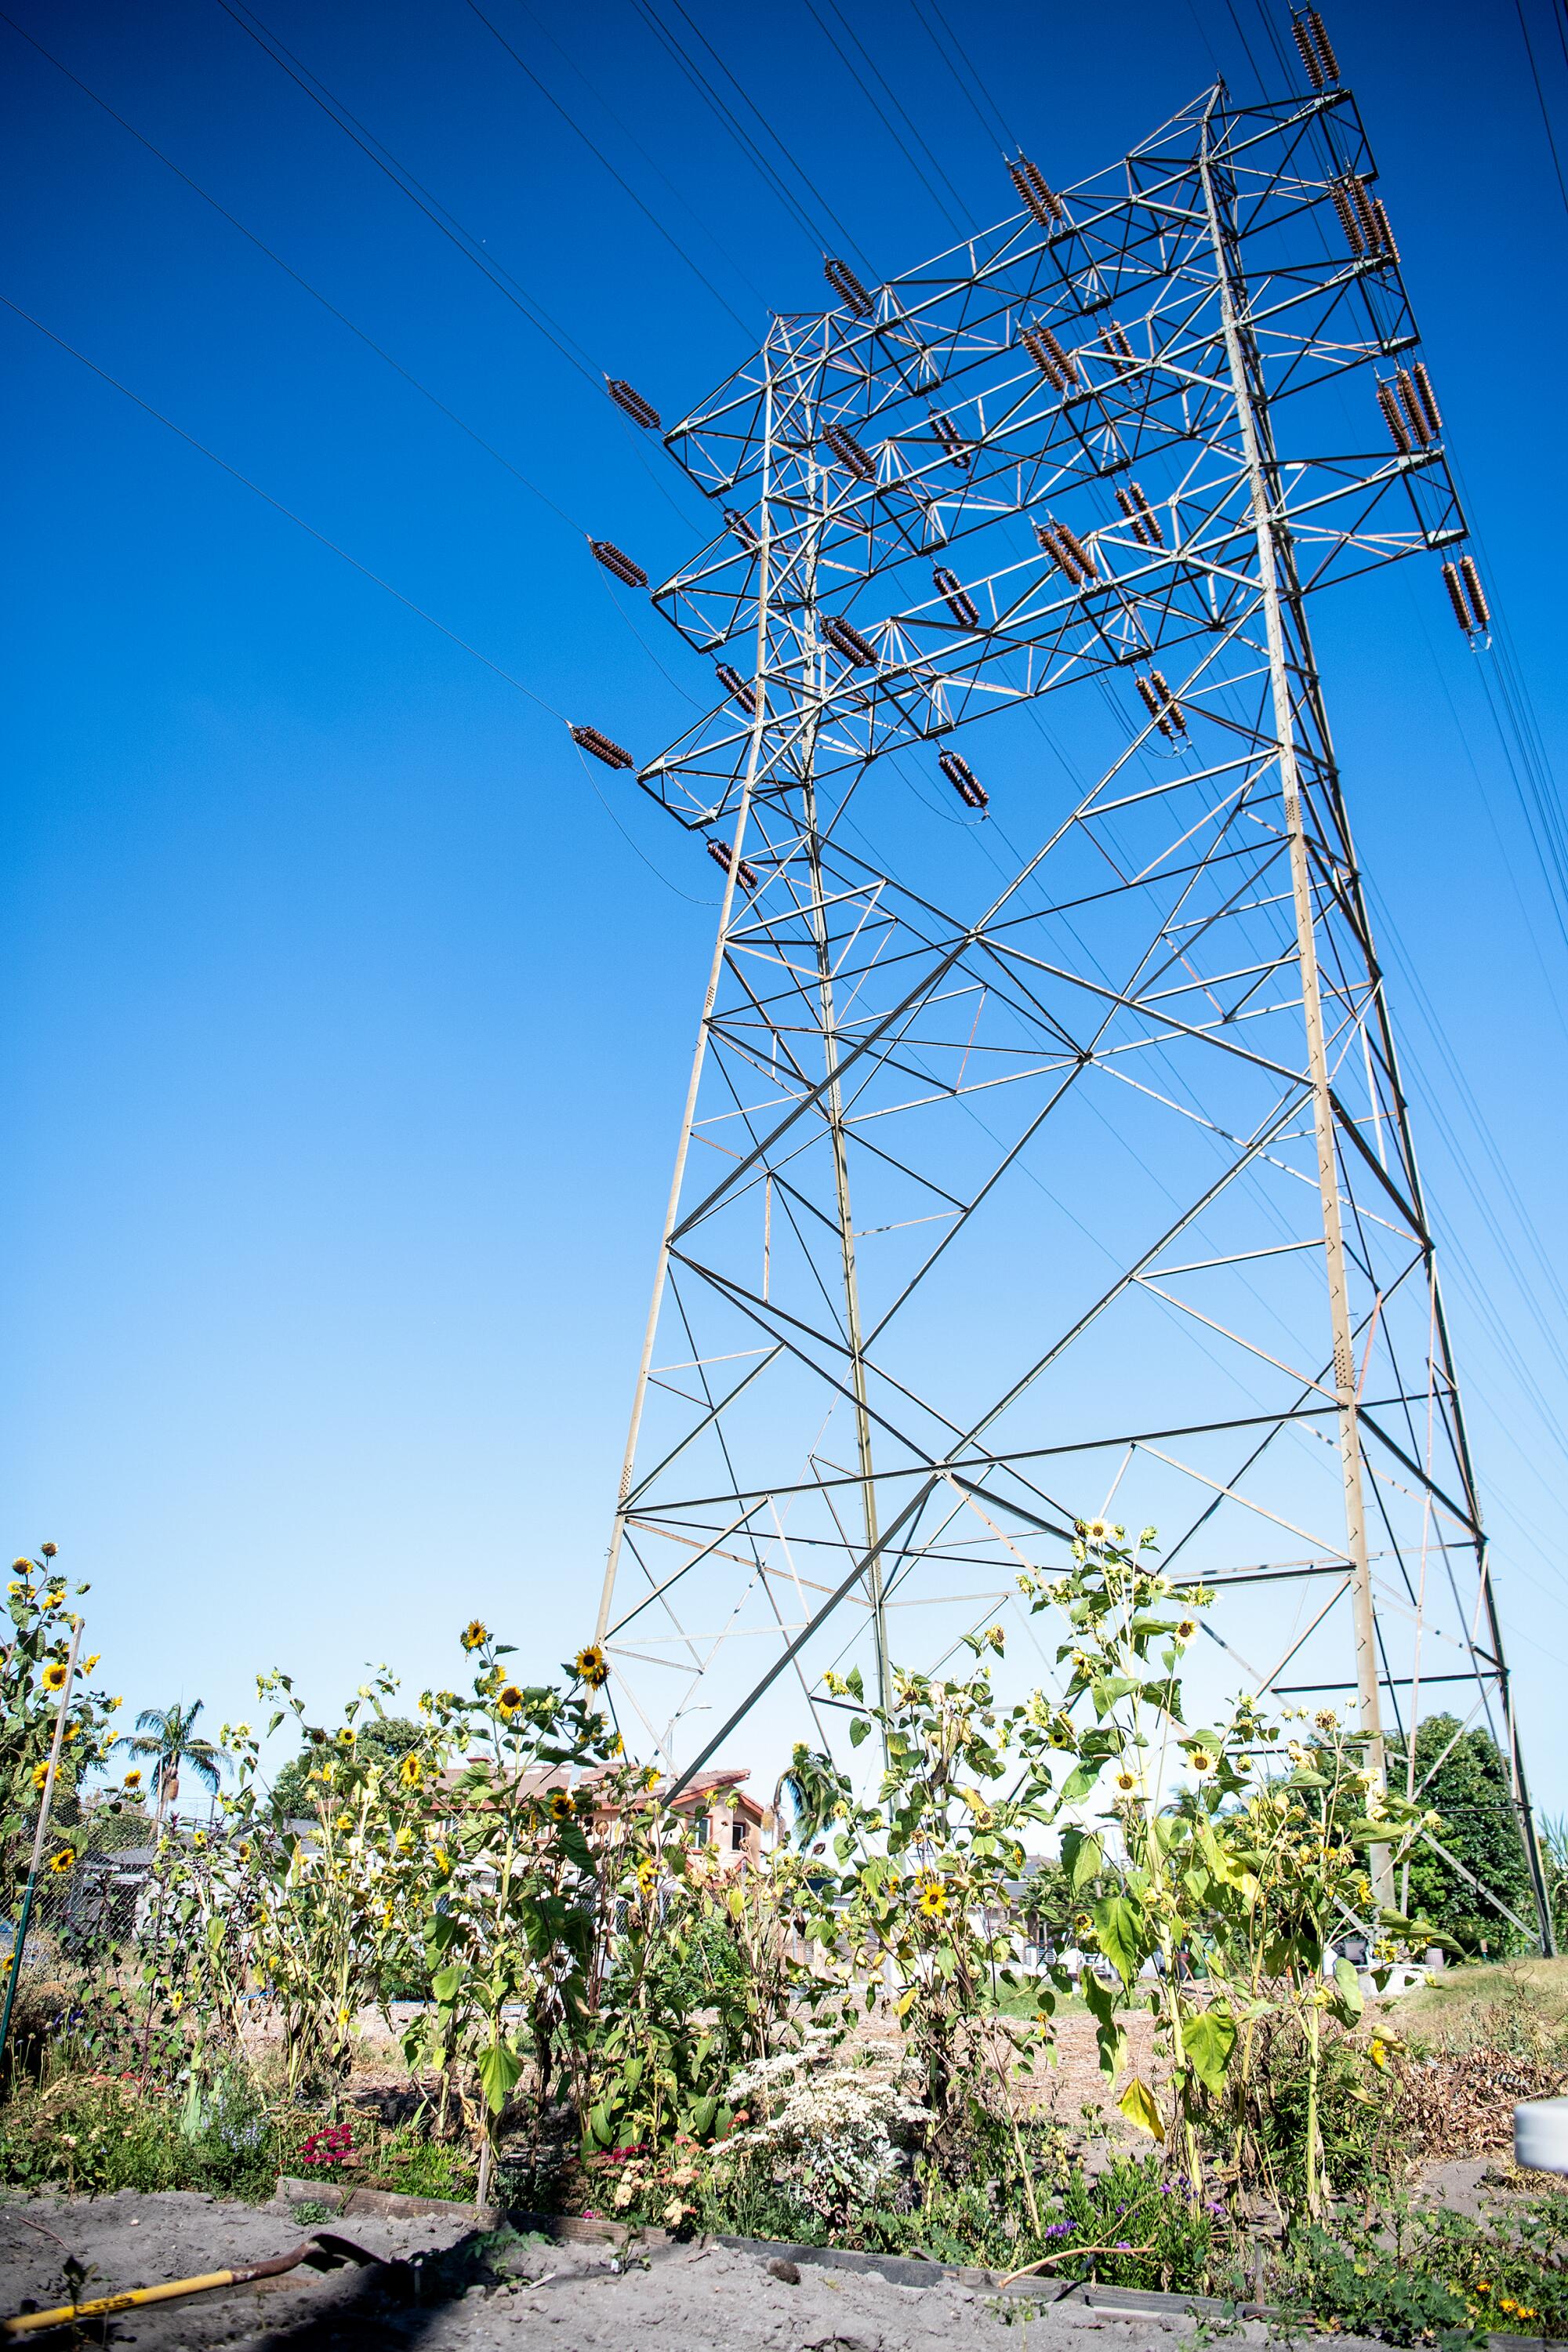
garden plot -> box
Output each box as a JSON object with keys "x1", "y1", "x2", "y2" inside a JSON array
[{"x1": 0, "y1": 2189, "x2": 1392, "y2": 2352}]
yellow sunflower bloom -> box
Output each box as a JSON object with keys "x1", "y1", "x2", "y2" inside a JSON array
[
  {"x1": 497, "y1": 1684, "x2": 524, "y2": 1718},
  {"x1": 1115, "y1": 1769, "x2": 1139, "y2": 1794},
  {"x1": 573, "y1": 1646, "x2": 609, "y2": 1690},
  {"x1": 31, "y1": 1761, "x2": 49, "y2": 1792},
  {"x1": 460, "y1": 1620, "x2": 488, "y2": 1652},
  {"x1": 48, "y1": 1847, "x2": 75, "y2": 1874},
  {"x1": 1084, "y1": 1517, "x2": 1109, "y2": 1542},
  {"x1": 1174, "y1": 1620, "x2": 1198, "y2": 1643},
  {"x1": 1188, "y1": 1748, "x2": 1216, "y2": 1777},
  {"x1": 124, "y1": 1768, "x2": 143, "y2": 1789},
  {"x1": 915, "y1": 1872, "x2": 948, "y2": 1919},
  {"x1": 42, "y1": 1661, "x2": 69, "y2": 1693},
  {"x1": 400, "y1": 1754, "x2": 424, "y2": 1788},
  {"x1": 548, "y1": 1790, "x2": 575, "y2": 1823}
]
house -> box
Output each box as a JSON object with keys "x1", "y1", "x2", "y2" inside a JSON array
[{"x1": 441, "y1": 1758, "x2": 770, "y2": 1870}]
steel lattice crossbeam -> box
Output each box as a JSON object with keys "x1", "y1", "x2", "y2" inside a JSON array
[{"x1": 589, "y1": 74, "x2": 1552, "y2": 1944}]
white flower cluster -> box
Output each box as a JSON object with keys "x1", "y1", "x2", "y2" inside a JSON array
[{"x1": 721, "y1": 2038, "x2": 925, "y2": 2223}]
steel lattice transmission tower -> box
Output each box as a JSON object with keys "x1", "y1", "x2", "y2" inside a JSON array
[{"x1": 586, "y1": 53, "x2": 1553, "y2": 1942}]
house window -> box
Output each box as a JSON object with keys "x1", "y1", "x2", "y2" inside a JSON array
[
  {"x1": 689, "y1": 1813, "x2": 710, "y2": 1847},
  {"x1": 731, "y1": 1821, "x2": 746, "y2": 1853}
]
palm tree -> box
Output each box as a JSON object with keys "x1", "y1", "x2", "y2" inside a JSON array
[{"x1": 117, "y1": 1700, "x2": 224, "y2": 1829}]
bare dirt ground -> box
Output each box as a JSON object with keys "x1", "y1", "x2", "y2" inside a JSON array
[{"x1": 0, "y1": 2187, "x2": 1377, "y2": 2352}]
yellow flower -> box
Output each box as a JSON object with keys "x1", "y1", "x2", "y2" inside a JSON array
[
  {"x1": 574, "y1": 1646, "x2": 609, "y2": 1690},
  {"x1": 1174, "y1": 1620, "x2": 1197, "y2": 1643},
  {"x1": 10, "y1": 1557, "x2": 29, "y2": 1572},
  {"x1": 1188, "y1": 1748, "x2": 1215, "y2": 1777},
  {"x1": 433, "y1": 1846, "x2": 451, "y2": 1875},
  {"x1": 400, "y1": 1754, "x2": 424, "y2": 1788},
  {"x1": 335, "y1": 1812, "x2": 353, "y2": 1833},
  {"x1": 641, "y1": 1766, "x2": 661, "y2": 1791},
  {"x1": 548, "y1": 1790, "x2": 575, "y2": 1823},
  {"x1": 238, "y1": 1841, "x2": 251, "y2": 1863},
  {"x1": 1083, "y1": 1517, "x2": 1109, "y2": 1541},
  {"x1": 1115, "y1": 1769, "x2": 1138, "y2": 1794},
  {"x1": 169, "y1": 1987, "x2": 184, "y2": 2014},
  {"x1": 82, "y1": 1653, "x2": 100, "y2": 1673},
  {"x1": 395, "y1": 1826, "x2": 413, "y2": 1851},
  {"x1": 460, "y1": 1620, "x2": 488, "y2": 1651},
  {"x1": 192, "y1": 1830, "x2": 207, "y2": 1849},
  {"x1": 606, "y1": 1733, "x2": 624, "y2": 1756},
  {"x1": 636, "y1": 1857, "x2": 656, "y2": 1898},
  {"x1": 42, "y1": 1661, "x2": 69, "y2": 1693},
  {"x1": 915, "y1": 1872, "x2": 948, "y2": 1919},
  {"x1": 48, "y1": 1846, "x2": 75, "y2": 1873},
  {"x1": 31, "y1": 1761, "x2": 49, "y2": 1791},
  {"x1": 497, "y1": 1684, "x2": 524, "y2": 1719},
  {"x1": 337, "y1": 1727, "x2": 355, "y2": 1748},
  {"x1": 124, "y1": 1768, "x2": 143, "y2": 1789}
]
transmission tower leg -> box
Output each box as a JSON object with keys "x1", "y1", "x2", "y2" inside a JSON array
[
  {"x1": 592, "y1": 387, "x2": 778, "y2": 1728},
  {"x1": 1200, "y1": 112, "x2": 1392, "y2": 1903},
  {"x1": 802, "y1": 764, "x2": 889, "y2": 1722}
]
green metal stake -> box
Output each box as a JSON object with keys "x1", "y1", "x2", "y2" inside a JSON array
[{"x1": 0, "y1": 1615, "x2": 83, "y2": 2075}]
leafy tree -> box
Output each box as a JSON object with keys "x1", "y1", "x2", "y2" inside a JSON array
[
  {"x1": 1388, "y1": 1715, "x2": 1537, "y2": 1955},
  {"x1": 116, "y1": 1700, "x2": 224, "y2": 1827},
  {"x1": 3, "y1": 1551, "x2": 122, "y2": 1911},
  {"x1": 267, "y1": 1715, "x2": 423, "y2": 1820}
]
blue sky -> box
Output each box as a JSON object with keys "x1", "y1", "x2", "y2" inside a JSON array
[{"x1": 6, "y1": 0, "x2": 1568, "y2": 1813}]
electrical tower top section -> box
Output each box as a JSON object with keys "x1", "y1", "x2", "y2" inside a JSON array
[{"x1": 640, "y1": 83, "x2": 1465, "y2": 829}]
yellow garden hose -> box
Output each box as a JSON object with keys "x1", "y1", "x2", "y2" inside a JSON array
[{"x1": 2, "y1": 2231, "x2": 381, "y2": 2336}]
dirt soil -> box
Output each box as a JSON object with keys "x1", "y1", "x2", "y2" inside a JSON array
[{"x1": 0, "y1": 2187, "x2": 1398, "y2": 2352}]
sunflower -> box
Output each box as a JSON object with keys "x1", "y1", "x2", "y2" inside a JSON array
[
  {"x1": 1313, "y1": 1708, "x2": 1338, "y2": 1733},
  {"x1": 10, "y1": 1557, "x2": 29, "y2": 1573},
  {"x1": 1073, "y1": 1911, "x2": 1093, "y2": 1935},
  {"x1": 336, "y1": 1727, "x2": 355, "y2": 1748},
  {"x1": 335, "y1": 1812, "x2": 354, "y2": 1833},
  {"x1": 1174, "y1": 1619, "x2": 1198, "y2": 1643},
  {"x1": 123, "y1": 1767, "x2": 143, "y2": 1790},
  {"x1": 915, "y1": 1872, "x2": 948, "y2": 1919},
  {"x1": 1187, "y1": 1747, "x2": 1216, "y2": 1777},
  {"x1": 395, "y1": 1825, "x2": 414, "y2": 1852},
  {"x1": 460, "y1": 1620, "x2": 488, "y2": 1652},
  {"x1": 1048, "y1": 1719, "x2": 1075, "y2": 1751},
  {"x1": 31, "y1": 1761, "x2": 49, "y2": 1792},
  {"x1": 636, "y1": 1857, "x2": 657, "y2": 1899},
  {"x1": 400, "y1": 1753, "x2": 424, "y2": 1788},
  {"x1": 497, "y1": 1684, "x2": 524, "y2": 1719},
  {"x1": 42, "y1": 1661, "x2": 69, "y2": 1693},
  {"x1": 641, "y1": 1765, "x2": 661, "y2": 1791},
  {"x1": 39, "y1": 1541, "x2": 56, "y2": 1559},
  {"x1": 82, "y1": 1653, "x2": 100, "y2": 1673},
  {"x1": 1114, "y1": 1769, "x2": 1139, "y2": 1794},
  {"x1": 574, "y1": 1646, "x2": 609, "y2": 1690},
  {"x1": 48, "y1": 1847, "x2": 75, "y2": 1874},
  {"x1": 548, "y1": 1790, "x2": 575, "y2": 1823},
  {"x1": 1083, "y1": 1517, "x2": 1109, "y2": 1542},
  {"x1": 433, "y1": 1846, "x2": 452, "y2": 1875}
]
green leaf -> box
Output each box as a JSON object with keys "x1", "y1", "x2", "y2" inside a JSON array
[
  {"x1": 1118, "y1": 2076, "x2": 1166, "y2": 2140},
  {"x1": 1182, "y1": 2005, "x2": 1236, "y2": 2095},
  {"x1": 1091, "y1": 1893, "x2": 1147, "y2": 1987},
  {"x1": 430, "y1": 1964, "x2": 464, "y2": 2004},
  {"x1": 1332, "y1": 1955, "x2": 1365, "y2": 2021},
  {"x1": 844, "y1": 1666, "x2": 865, "y2": 1702},
  {"x1": 589, "y1": 2100, "x2": 616, "y2": 2148},
  {"x1": 849, "y1": 1718, "x2": 869, "y2": 1748},
  {"x1": 690, "y1": 2093, "x2": 720, "y2": 2137},
  {"x1": 477, "y1": 2038, "x2": 523, "y2": 2117},
  {"x1": 1058, "y1": 1763, "x2": 1098, "y2": 1804},
  {"x1": 1061, "y1": 1828, "x2": 1102, "y2": 1894}
]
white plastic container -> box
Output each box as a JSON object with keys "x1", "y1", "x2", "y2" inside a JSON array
[{"x1": 1515, "y1": 2096, "x2": 1568, "y2": 2173}]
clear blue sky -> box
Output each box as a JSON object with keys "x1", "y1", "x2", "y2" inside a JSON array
[{"x1": 6, "y1": 0, "x2": 1568, "y2": 1809}]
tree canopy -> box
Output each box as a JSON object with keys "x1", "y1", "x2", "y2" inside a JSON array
[
  {"x1": 1389, "y1": 1714, "x2": 1538, "y2": 1954},
  {"x1": 267, "y1": 1715, "x2": 424, "y2": 1820}
]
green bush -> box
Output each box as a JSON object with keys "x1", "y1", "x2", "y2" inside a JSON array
[{"x1": 1286, "y1": 2196, "x2": 1568, "y2": 2343}]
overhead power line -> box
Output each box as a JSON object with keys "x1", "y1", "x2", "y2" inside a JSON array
[
  {"x1": 209, "y1": 0, "x2": 601, "y2": 390},
  {"x1": 0, "y1": 9, "x2": 581, "y2": 533},
  {"x1": 459, "y1": 0, "x2": 753, "y2": 332},
  {"x1": 2, "y1": 294, "x2": 565, "y2": 715}
]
